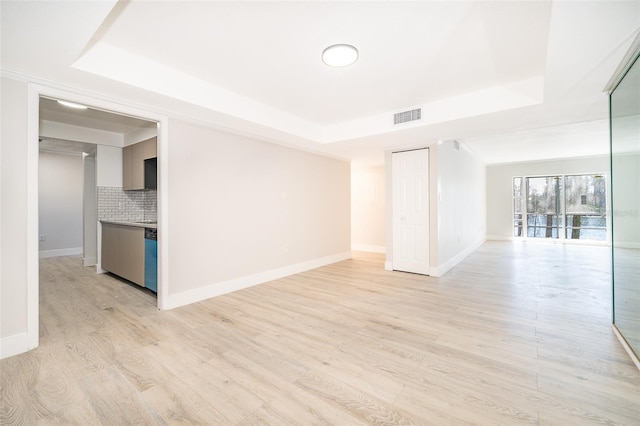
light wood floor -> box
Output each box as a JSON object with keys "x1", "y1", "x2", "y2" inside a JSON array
[{"x1": 2, "y1": 241, "x2": 639, "y2": 425}]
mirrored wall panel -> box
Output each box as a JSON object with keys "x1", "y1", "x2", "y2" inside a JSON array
[{"x1": 611, "y1": 52, "x2": 640, "y2": 359}]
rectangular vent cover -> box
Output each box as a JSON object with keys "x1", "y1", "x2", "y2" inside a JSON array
[{"x1": 394, "y1": 108, "x2": 422, "y2": 125}]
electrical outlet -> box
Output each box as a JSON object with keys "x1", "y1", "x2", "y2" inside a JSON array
[{"x1": 39, "y1": 234, "x2": 46, "y2": 241}]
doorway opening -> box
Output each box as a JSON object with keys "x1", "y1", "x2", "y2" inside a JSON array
[
  {"x1": 38, "y1": 138, "x2": 97, "y2": 265},
  {"x1": 38, "y1": 95, "x2": 159, "y2": 297}
]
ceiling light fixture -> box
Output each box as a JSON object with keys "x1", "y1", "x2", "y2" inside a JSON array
[
  {"x1": 57, "y1": 100, "x2": 88, "y2": 109},
  {"x1": 322, "y1": 44, "x2": 359, "y2": 67}
]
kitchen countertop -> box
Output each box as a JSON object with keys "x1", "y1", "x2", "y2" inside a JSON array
[{"x1": 100, "y1": 220, "x2": 158, "y2": 229}]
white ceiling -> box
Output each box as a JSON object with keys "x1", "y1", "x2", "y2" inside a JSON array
[
  {"x1": 2, "y1": 1, "x2": 639, "y2": 165},
  {"x1": 39, "y1": 97, "x2": 156, "y2": 134}
]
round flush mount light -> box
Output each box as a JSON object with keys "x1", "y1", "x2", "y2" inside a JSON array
[
  {"x1": 322, "y1": 44, "x2": 359, "y2": 67},
  {"x1": 57, "y1": 100, "x2": 88, "y2": 109}
]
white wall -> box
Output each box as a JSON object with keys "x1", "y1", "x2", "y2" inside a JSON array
[
  {"x1": 384, "y1": 141, "x2": 486, "y2": 276},
  {"x1": 38, "y1": 151, "x2": 84, "y2": 257},
  {"x1": 96, "y1": 145, "x2": 122, "y2": 187},
  {"x1": 486, "y1": 155, "x2": 609, "y2": 240},
  {"x1": 1, "y1": 77, "x2": 33, "y2": 355},
  {"x1": 165, "y1": 119, "x2": 352, "y2": 307},
  {"x1": 435, "y1": 141, "x2": 487, "y2": 274},
  {"x1": 351, "y1": 165, "x2": 385, "y2": 253}
]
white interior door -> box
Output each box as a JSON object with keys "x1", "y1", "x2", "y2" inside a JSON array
[{"x1": 392, "y1": 148, "x2": 429, "y2": 274}]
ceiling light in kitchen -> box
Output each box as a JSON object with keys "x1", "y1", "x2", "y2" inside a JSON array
[
  {"x1": 57, "y1": 100, "x2": 88, "y2": 109},
  {"x1": 322, "y1": 44, "x2": 359, "y2": 67}
]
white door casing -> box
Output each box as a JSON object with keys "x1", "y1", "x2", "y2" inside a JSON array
[
  {"x1": 392, "y1": 148, "x2": 429, "y2": 274},
  {"x1": 83, "y1": 154, "x2": 97, "y2": 266}
]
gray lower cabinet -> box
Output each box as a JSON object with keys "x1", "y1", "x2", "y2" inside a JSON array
[{"x1": 101, "y1": 223, "x2": 144, "y2": 286}]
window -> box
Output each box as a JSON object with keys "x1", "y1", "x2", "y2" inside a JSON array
[
  {"x1": 512, "y1": 174, "x2": 607, "y2": 241},
  {"x1": 564, "y1": 174, "x2": 607, "y2": 241},
  {"x1": 526, "y1": 176, "x2": 562, "y2": 238},
  {"x1": 513, "y1": 177, "x2": 523, "y2": 237}
]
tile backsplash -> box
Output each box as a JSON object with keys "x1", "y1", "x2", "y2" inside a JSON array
[{"x1": 98, "y1": 186, "x2": 157, "y2": 222}]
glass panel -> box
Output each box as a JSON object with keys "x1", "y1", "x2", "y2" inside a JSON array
[
  {"x1": 526, "y1": 176, "x2": 561, "y2": 238},
  {"x1": 514, "y1": 217, "x2": 523, "y2": 237},
  {"x1": 514, "y1": 199, "x2": 522, "y2": 214},
  {"x1": 611, "y1": 54, "x2": 640, "y2": 357},
  {"x1": 513, "y1": 177, "x2": 523, "y2": 237},
  {"x1": 564, "y1": 175, "x2": 607, "y2": 240},
  {"x1": 513, "y1": 177, "x2": 522, "y2": 197}
]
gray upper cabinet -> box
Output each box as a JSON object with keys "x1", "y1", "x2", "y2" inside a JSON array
[
  {"x1": 123, "y1": 137, "x2": 157, "y2": 190},
  {"x1": 123, "y1": 144, "x2": 134, "y2": 190}
]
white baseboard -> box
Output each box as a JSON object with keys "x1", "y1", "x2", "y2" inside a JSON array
[
  {"x1": 429, "y1": 237, "x2": 486, "y2": 277},
  {"x1": 163, "y1": 251, "x2": 353, "y2": 310},
  {"x1": 615, "y1": 242, "x2": 640, "y2": 249},
  {"x1": 487, "y1": 234, "x2": 614, "y2": 247},
  {"x1": 39, "y1": 247, "x2": 82, "y2": 258},
  {"x1": 384, "y1": 237, "x2": 486, "y2": 276},
  {"x1": 351, "y1": 244, "x2": 386, "y2": 254},
  {"x1": 613, "y1": 325, "x2": 640, "y2": 371},
  {"x1": 486, "y1": 235, "x2": 513, "y2": 241},
  {"x1": 0, "y1": 331, "x2": 38, "y2": 359}
]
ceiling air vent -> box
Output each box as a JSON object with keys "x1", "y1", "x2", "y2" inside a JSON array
[{"x1": 394, "y1": 108, "x2": 422, "y2": 125}]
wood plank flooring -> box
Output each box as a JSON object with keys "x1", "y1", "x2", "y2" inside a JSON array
[{"x1": 2, "y1": 241, "x2": 639, "y2": 425}]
